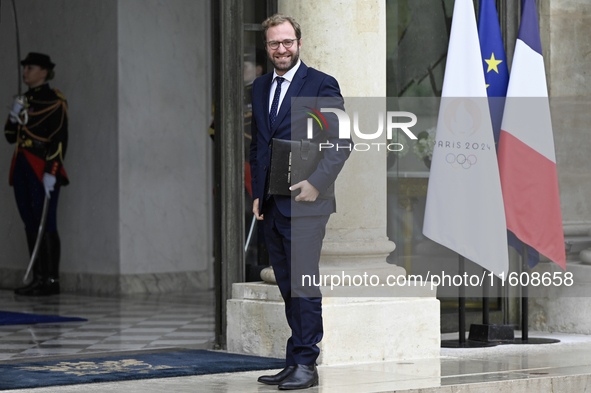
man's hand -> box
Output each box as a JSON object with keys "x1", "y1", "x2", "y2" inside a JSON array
[
  {"x1": 291, "y1": 180, "x2": 320, "y2": 202},
  {"x1": 253, "y1": 198, "x2": 264, "y2": 220}
]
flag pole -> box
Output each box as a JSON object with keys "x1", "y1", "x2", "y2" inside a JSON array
[
  {"x1": 441, "y1": 255, "x2": 496, "y2": 348},
  {"x1": 467, "y1": 269, "x2": 514, "y2": 343},
  {"x1": 483, "y1": 273, "x2": 489, "y2": 325},
  {"x1": 511, "y1": 243, "x2": 560, "y2": 345},
  {"x1": 459, "y1": 256, "x2": 466, "y2": 345},
  {"x1": 521, "y1": 243, "x2": 529, "y2": 342}
]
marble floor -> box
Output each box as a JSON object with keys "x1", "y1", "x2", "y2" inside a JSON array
[
  {"x1": 0, "y1": 289, "x2": 215, "y2": 361},
  {"x1": 2, "y1": 289, "x2": 591, "y2": 392}
]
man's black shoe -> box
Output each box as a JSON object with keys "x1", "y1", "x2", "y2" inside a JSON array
[
  {"x1": 278, "y1": 364, "x2": 318, "y2": 390},
  {"x1": 257, "y1": 365, "x2": 295, "y2": 385}
]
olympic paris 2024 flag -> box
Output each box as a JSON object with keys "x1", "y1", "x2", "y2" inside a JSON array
[
  {"x1": 423, "y1": 0, "x2": 509, "y2": 278},
  {"x1": 497, "y1": 0, "x2": 566, "y2": 270}
]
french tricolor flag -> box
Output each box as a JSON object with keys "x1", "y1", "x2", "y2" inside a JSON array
[{"x1": 498, "y1": 0, "x2": 566, "y2": 269}]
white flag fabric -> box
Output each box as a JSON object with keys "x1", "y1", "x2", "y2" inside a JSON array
[{"x1": 423, "y1": 0, "x2": 509, "y2": 278}]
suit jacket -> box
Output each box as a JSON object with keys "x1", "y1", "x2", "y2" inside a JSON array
[{"x1": 250, "y1": 62, "x2": 352, "y2": 218}]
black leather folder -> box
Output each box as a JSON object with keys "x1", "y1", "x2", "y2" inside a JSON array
[{"x1": 268, "y1": 138, "x2": 334, "y2": 200}]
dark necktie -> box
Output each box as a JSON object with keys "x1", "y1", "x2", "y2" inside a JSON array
[{"x1": 269, "y1": 76, "x2": 285, "y2": 129}]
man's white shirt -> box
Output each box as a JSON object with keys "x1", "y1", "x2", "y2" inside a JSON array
[{"x1": 268, "y1": 60, "x2": 302, "y2": 114}]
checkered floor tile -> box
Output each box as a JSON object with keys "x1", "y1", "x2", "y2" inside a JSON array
[{"x1": 0, "y1": 289, "x2": 215, "y2": 361}]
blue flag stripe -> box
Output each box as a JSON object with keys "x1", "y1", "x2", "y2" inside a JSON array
[{"x1": 518, "y1": 0, "x2": 543, "y2": 55}]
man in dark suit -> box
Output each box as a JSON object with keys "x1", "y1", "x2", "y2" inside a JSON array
[{"x1": 250, "y1": 14, "x2": 352, "y2": 390}]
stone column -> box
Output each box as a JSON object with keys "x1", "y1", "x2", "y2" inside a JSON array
[{"x1": 280, "y1": 0, "x2": 402, "y2": 279}]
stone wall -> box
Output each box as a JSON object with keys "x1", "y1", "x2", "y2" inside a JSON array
[
  {"x1": 529, "y1": 0, "x2": 591, "y2": 333},
  {"x1": 541, "y1": 0, "x2": 591, "y2": 236}
]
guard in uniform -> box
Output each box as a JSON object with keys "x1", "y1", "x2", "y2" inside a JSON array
[{"x1": 4, "y1": 53, "x2": 69, "y2": 296}]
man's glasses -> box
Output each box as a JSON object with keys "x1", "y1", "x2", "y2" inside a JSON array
[{"x1": 266, "y1": 39, "x2": 299, "y2": 50}]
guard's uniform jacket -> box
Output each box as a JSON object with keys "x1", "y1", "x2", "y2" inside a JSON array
[{"x1": 4, "y1": 83, "x2": 69, "y2": 186}]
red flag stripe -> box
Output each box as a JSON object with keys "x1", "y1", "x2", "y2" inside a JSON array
[{"x1": 498, "y1": 130, "x2": 566, "y2": 269}]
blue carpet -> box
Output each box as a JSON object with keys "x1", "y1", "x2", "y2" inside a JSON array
[
  {"x1": 0, "y1": 350, "x2": 285, "y2": 390},
  {"x1": 0, "y1": 311, "x2": 87, "y2": 326}
]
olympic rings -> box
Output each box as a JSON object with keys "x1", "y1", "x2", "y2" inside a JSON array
[{"x1": 445, "y1": 153, "x2": 477, "y2": 169}]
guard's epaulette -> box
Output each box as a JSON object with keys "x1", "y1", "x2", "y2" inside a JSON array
[{"x1": 53, "y1": 89, "x2": 67, "y2": 101}]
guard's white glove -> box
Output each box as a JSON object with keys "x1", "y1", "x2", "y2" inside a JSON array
[
  {"x1": 43, "y1": 173, "x2": 56, "y2": 198},
  {"x1": 8, "y1": 111, "x2": 19, "y2": 124},
  {"x1": 8, "y1": 96, "x2": 27, "y2": 125}
]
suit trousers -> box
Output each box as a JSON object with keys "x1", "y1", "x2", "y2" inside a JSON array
[{"x1": 263, "y1": 196, "x2": 329, "y2": 366}]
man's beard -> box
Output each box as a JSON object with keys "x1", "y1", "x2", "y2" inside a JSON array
[{"x1": 270, "y1": 47, "x2": 300, "y2": 73}]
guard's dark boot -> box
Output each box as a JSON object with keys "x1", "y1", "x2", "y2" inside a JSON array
[
  {"x1": 14, "y1": 232, "x2": 44, "y2": 295},
  {"x1": 14, "y1": 232, "x2": 60, "y2": 296}
]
